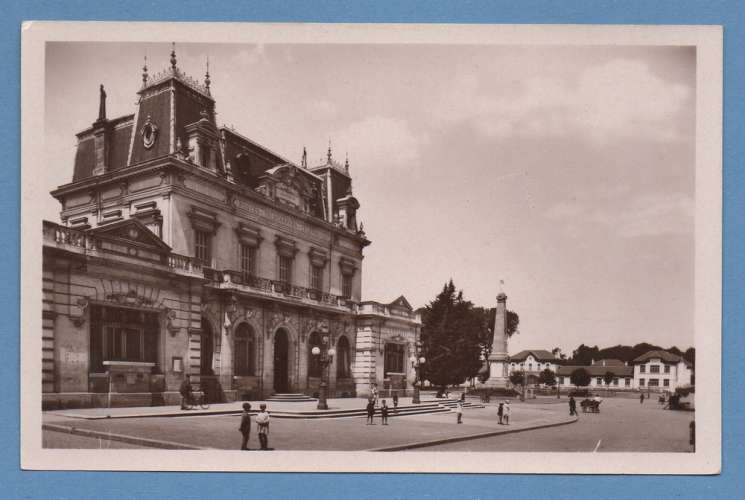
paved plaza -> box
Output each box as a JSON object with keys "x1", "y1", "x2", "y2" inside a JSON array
[{"x1": 42, "y1": 395, "x2": 692, "y2": 452}]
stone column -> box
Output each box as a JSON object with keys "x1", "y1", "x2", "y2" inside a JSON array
[{"x1": 483, "y1": 292, "x2": 509, "y2": 388}]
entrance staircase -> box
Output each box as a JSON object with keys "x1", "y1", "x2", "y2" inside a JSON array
[
  {"x1": 266, "y1": 393, "x2": 318, "y2": 402},
  {"x1": 261, "y1": 397, "x2": 485, "y2": 419}
]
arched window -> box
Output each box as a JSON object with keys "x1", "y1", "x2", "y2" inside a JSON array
[
  {"x1": 308, "y1": 332, "x2": 322, "y2": 378},
  {"x1": 234, "y1": 323, "x2": 256, "y2": 376},
  {"x1": 336, "y1": 336, "x2": 351, "y2": 378}
]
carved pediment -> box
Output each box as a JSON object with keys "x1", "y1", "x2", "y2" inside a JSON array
[
  {"x1": 258, "y1": 164, "x2": 322, "y2": 213},
  {"x1": 89, "y1": 218, "x2": 171, "y2": 253},
  {"x1": 389, "y1": 295, "x2": 413, "y2": 311}
]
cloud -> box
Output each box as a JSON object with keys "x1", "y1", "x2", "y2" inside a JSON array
[
  {"x1": 433, "y1": 58, "x2": 692, "y2": 145},
  {"x1": 546, "y1": 192, "x2": 693, "y2": 238},
  {"x1": 333, "y1": 116, "x2": 424, "y2": 169}
]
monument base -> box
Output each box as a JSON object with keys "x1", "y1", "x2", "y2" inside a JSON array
[{"x1": 479, "y1": 377, "x2": 510, "y2": 389}]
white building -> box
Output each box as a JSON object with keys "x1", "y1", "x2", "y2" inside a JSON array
[
  {"x1": 508, "y1": 350, "x2": 560, "y2": 384},
  {"x1": 556, "y1": 359, "x2": 634, "y2": 390},
  {"x1": 632, "y1": 350, "x2": 693, "y2": 392}
]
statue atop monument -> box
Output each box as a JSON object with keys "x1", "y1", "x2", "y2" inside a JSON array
[{"x1": 97, "y1": 84, "x2": 107, "y2": 122}]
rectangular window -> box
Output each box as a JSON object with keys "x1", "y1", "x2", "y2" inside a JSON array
[
  {"x1": 664, "y1": 365, "x2": 671, "y2": 374},
  {"x1": 596, "y1": 377, "x2": 602, "y2": 385},
  {"x1": 650, "y1": 365, "x2": 660, "y2": 374},
  {"x1": 384, "y1": 343, "x2": 405, "y2": 375},
  {"x1": 639, "y1": 365, "x2": 646, "y2": 373},
  {"x1": 558, "y1": 377, "x2": 565, "y2": 385},
  {"x1": 279, "y1": 256, "x2": 292, "y2": 284},
  {"x1": 613, "y1": 378, "x2": 619, "y2": 386},
  {"x1": 663, "y1": 379, "x2": 670, "y2": 387},
  {"x1": 625, "y1": 378, "x2": 631, "y2": 387},
  {"x1": 648, "y1": 378, "x2": 659, "y2": 387},
  {"x1": 194, "y1": 230, "x2": 211, "y2": 264},
  {"x1": 240, "y1": 244, "x2": 256, "y2": 278},
  {"x1": 90, "y1": 305, "x2": 159, "y2": 372},
  {"x1": 639, "y1": 378, "x2": 645, "y2": 386},
  {"x1": 342, "y1": 274, "x2": 352, "y2": 299},
  {"x1": 310, "y1": 265, "x2": 323, "y2": 291}
]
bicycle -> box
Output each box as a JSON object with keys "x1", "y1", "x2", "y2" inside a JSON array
[{"x1": 185, "y1": 390, "x2": 210, "y2": 410}]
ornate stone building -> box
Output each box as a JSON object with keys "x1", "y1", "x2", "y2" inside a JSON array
[{"x1": 42, "y1": 47, "x2": 420, "y2": 408}]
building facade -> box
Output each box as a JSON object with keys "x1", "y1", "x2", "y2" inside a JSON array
[
  {"x1": 42, "y1": 48, "x2": 420, "y2": 409},
  {"x1": 507, "y1": 349, "x2": 560, "y2": 384},
  {"x1": 631, "y1": 350, "x2": 693, "y2": 392},
  {"x1": 556, "y1": 359, "x2": 634, "y2": 390}
]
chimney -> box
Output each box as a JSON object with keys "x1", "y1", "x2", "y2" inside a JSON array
[{"x1": 92, "y1": 84, "x2": 110, "y2": 176}]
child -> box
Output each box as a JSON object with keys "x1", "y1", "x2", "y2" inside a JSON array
[
  {"x1": 497, "y1": 402, "x2": 504, "y2": 424},
  {"x1": 456, "y1": 402, "x2": 463, "y2": 424},
  {"x1": 239, "y1": 402, "x2": 252, "y2": 450},
  {"x1": 255, "y1": 403, "x2": 271, "y2": 450},
  {"x1": 366, "y1": 399, "x2": 376, "y2": 425},
  {"x1": 381, "y1": 400, "x2": 389, "y2": 425},
  {"x1": 503, "y1": 400, "x2": 511, "y2": 425}
]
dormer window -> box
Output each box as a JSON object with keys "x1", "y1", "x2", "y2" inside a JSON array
[{"x1": 199, "y1": 144, "x2": 211, "y2": 168}]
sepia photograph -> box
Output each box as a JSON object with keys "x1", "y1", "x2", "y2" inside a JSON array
[{"x1": 20, "y1": 22, "x2": 722, "y2": 474}]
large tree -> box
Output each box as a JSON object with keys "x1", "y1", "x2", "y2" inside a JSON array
[
  {"x1": 570, "y1": 368, "x2": 591, "y2": 388},
  {"x1": 420, "y1": 280, "x2": 489, "y2": 388},
  {"x1": 603, "y1": 371, "x2": 615, "y2": 386},
  {"x1": 472, "y1": 306, "x2": 520, "y2": 358},
  {"x1": 539, "y1": 368, "x2": 556, "y2": 387}
]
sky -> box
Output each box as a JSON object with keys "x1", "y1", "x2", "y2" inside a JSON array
[{"x1": 44, "y1": 42, "x2": 696, "y2": 354}]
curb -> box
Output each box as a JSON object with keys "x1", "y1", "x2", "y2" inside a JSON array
[
  {"x1": 42, "y1": 423, "x2": 211, "y2": 450},
  {"x1": 366, "y1": 416, "x2": 579, "y2": 452}
]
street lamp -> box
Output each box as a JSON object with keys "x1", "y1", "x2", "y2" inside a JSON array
[
  {"x1": 410, "y1": 341, "x2": 426, "y2": 404},
  {"x1": 312, "y1": 335, "x2": 335, "y2": 410}
]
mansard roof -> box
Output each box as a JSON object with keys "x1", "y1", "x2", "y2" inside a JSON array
[{"x1": 72, "y1": 114, "x2": 134, "y2": 182}]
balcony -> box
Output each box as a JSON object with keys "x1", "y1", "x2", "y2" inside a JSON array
[
  {"x1": 357, "y1": 302, "x2": 421, "y2": 322},
  {"x1": 208, "y1": 269, "x2": 356, "y2": 312},
  {"x1": 43, "y1": 221, "x2": 204, "y2": 279}
]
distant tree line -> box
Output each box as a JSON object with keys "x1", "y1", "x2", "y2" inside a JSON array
[{"x1": 567, "y1": 343, "x2": 695, "y2": 367}]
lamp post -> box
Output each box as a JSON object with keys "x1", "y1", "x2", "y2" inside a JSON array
[
  {"x1": 312, "y1": 335, "x2": 335, "y2": 410},
  {"x1": 409, "y1": 341, "x2": 426, "y2": 404}
]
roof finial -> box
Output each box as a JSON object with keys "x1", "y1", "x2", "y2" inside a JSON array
[
  {"x1": 302, "y1": 147, "x2": 308, "y2": 168},
  {"x1": 204, "y1": 57, "x2": 211, "y2": 93},
  {"x1": 142, "y1": 55, "x2": 148, "y2": 86},
  {"x1": 170, "y1": 42, "x2": 177, "y2": 71},
  {"x1": 344, "y1": 152, "x2": 350, "y2": 173},
  {"x1": 327, "y1": 139, "x2": 332, "y2": 163}
]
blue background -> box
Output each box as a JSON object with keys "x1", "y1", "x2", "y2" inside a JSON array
[{"x1": 1, "y1": 1, "x2": 742, "y2": 498}]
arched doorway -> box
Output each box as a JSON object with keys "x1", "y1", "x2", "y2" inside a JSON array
[
  {"x1": 200, "y1": 317, "x2": 214, "y2": 375},
  {"x1": 273, "y1": 329, "x2": 289, "y2": 393}
]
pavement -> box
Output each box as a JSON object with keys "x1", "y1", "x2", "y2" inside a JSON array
[
  {"x1": 416, "y1": 397, "x2": 694, "y2": 452},
  {"x1": 43, "y1": 397, "x2": 576, "y2": 451}
]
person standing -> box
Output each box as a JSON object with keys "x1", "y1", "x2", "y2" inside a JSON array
[
  {"x1": 456, "y1": 402, "x2": 463, "y2": 424},
  {"x1": 255, "y1": 404, "x2": 271, "y2": 450},
  {"x1": 366, "y1": 399, "x2": 376, "y2": 425},
  {"x1": 392, "y1": 391, "x2": 399, "y2": 411},
  {"x1": 640, "y1": 393, "x2": 645, "y2": 404},
  {"x1": 239, "y1": 403, "x2": 252, "y2": 450},
  {"x1": 569, "y1": 396, "x2": 577, "y2": 416},
  {"x1": 179, "y1": 374, "x2": 192, "y2": 410},
  {"x1": 497, "y1": 402, "x2": 504, "y2": 424},
  {"x1": 381, "y1": 400, "x2": 389, "y2": 425},
  {"x1": 503, "y1": 400, "x2": 511, "y2": 425},
  {"x1": 371, "y1": 384, "x2": 379, "y2": 407}
]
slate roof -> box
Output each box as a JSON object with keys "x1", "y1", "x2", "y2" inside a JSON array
[
  {"x1": 510, "y1": 350, "x2": 557, "y2": 362},
  {"x1": 72, "y1": 115, "x2": 133, "y2": 181},
  {"x1": 556, "y1": 365, "x2": 634, "y2": 377},
  {"x1": 632, "y1": 350, "x2": 691, "y2": 366}
]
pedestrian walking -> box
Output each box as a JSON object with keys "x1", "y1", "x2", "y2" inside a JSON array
[
  {"x1": 497, "y1": 401, "x2": 504, "y2": 424},
  {"x1": 503, "y1": 400, "x2": 511, "y2": 425},
  {"x1": 179, "y1": 374, "x2": 192, "y2": 410},
  {"x1": 239, "y1": 403, "x2": 252, "y2": 450},
  {"x1": 255, "y1": 403, "x2": 271, "y2": 450},
  {"x1": 381, "y1": 400, "x2": 389, "y2": 425},
  {"x1": 366, "y1": 399, "x2": 376, "y2": 425},
  {"x1": 456, "y1": 402, "x2": 463, "y2": 424},
  {"x1": 371, "y1": 384, "x2": 379, "y2": 407},
  {"x1": 392, "y1": 391, "x2": 399, "y2": 410},
  {"x1": 569, "y1": 396, "x2": 577, "y2": 416},
  {"x1": 640, "y1": 393, "x2": 645, "y2": 404}
]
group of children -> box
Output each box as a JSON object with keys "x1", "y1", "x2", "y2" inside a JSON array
[{"x1": 239, "y1": 403, "x2": 271, "y2": 451}]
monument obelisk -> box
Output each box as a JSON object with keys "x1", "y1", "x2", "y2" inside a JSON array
[{"x1": 483, "y1": 286, "x2": 509, "y2": 388}]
